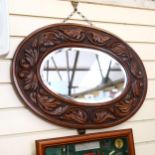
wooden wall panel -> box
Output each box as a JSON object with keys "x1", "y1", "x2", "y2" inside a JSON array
[
  {"x1": 87, "y1": 120, "x2": 155, "y2": 143},
  {"x1": 0, "y1": 121, "x2": 155, "y2": 155},
  {"x1": 9, "y1": 15, "x2": 155, "y2": 43},
  {"x1": 0, "y1": 108, "x2": 60, "y2": 136},
  {"x1": 0, "y1": 60, "x2": 11, "y2": 83},
  {"x1": 0, "y1": 84, "x2": 23, "y2": 108},
  {"x1": 0, "y1": 129, "x2": 77, "y2": 155},
  {"x1": 129, "y1": 43, "x2": 155, "y2": 61},
  {"x1": 8, "y1": 37, "x2": 155, "y2": 61},
  {"x1": 129, "y1": 100, "x2": 155, "y2": 121},
  {"x1": 8, "y1": 0, "x2": 155, "y2": 26},
  {"x1": 8, "y1": 37, "x2": 23, "y2": 59},
  {"x1": 147, "y1": 80, "x2": 155, "y2": 99},
  {"x1": 0, "y1": 99, "x2": 154, "y2": 135},
  {"x1": 144, "y1": 62, "x2": 155, "y2": 79},
  {"x1": 136, "y1": 141, "x2": 155, "y2": 155}
]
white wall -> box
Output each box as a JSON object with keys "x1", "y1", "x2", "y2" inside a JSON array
[{"x1": 0, "y1": 0, "x2": 155, "y2": 154}]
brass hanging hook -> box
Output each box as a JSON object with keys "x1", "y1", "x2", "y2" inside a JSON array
[{"x1": 71, "y1": 1, "x2": 79, "y2": 11}]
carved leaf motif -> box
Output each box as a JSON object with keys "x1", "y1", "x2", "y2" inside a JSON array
[
  {"x1": 94, "y1": 111, "x2": 115, "y2": 123},
  {"x1": 124, "y1": 91, "x2": 138, "y2": 107},
  {"x1": 24, "y1": 48, "x2": 39, "y2": 66},
  {"x1": 36, "y1": 89, "x2": 69, "y2": 115},
  {"x1": 32, "y1": 38, "x2": 38, "y2": 48},
  {"x1": 112, "y1": 43, "x2": 126, "y2": 53},
  {"x1": 39, "y1": 33, "x2": 54, "y2": 47},
  {"x1": 49, "y1": 105, "x2": 69, "y2": 115},
  {"x1": 20, "y1": 58, "x2": 30, "y2": 69},
  {"x1": 63, "y1": 29, "x2": 85, "y2": 41},
  {"x1": 115, "y1": 101, "x2": 133, "y2": 117},
  {"x1": 39, "y1": 31, "x2": 64, "y2": 47},
  {"x1": 64, "y1": 108, "x2": 87, "y2": 124},
  {"x1": 18, "y1": 43, "x2": 39, "y2": 91},
  {"x1": 39, "y1": 102, "x2": 68, "y2": 115},
  {"x1": 88, "y1": 32, "x2": 110, "y2": 45},
  {"x1": 131, "y1": 60, "x2": 143, "y2": 79},
  {"x1": 19, "y1": 70, "x2": 29, "y2": 78},
  {"x1": 37, "y1": 93, "x2": 58, "y2": 109},
  {"x1": 23, "y1": 71, "x2": 38, "y2": 90},
  {"x1": 132, "y1": 80, "x2": 143, "y2": 97},
  {"x1": 37, "y1": 95, "x2": 60, "y2": 111},
  {"x1": 30, "y1": 92, "x2": 37, "y2": 103},
  {"x1": 111, "y1": 43, "x2": 128, "y2": 58}
]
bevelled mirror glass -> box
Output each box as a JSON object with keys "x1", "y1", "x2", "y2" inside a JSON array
[
  {"x1": 40, "y1": 47, "x2": 127, "y2": 103},
  {"x1": 12, "y1": 23, "x2": 147, "y2": 129}
]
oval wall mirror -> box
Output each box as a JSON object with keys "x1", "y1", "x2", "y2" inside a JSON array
[
  {"x1": 40, "y1": 47, "x2": 127, "y2": 103},
  {"x1": 12, "y1": 23, "x2": 147, "y2": 129}
]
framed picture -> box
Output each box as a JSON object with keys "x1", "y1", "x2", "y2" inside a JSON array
[{"x1": 36, "y1": 129, "x2": 135, "y2": 155}]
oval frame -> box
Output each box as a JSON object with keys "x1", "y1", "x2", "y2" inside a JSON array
[{"x1": 12, "y1": 23, "x2": 147, "y2": 129}]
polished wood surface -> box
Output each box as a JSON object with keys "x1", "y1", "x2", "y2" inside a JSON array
[{"x1": 12, "y1": 23, "x2": 147, "y2": 129}]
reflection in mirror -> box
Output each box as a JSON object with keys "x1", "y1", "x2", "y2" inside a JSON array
[{"x1": 40, "y1": 47, "x2": 127, "y2": 103}]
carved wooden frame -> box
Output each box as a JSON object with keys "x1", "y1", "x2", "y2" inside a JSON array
[
  {"x1": 12, "y1": 23, "x2": 147, "y2": 129},
  {"x1": 36, "y1": 129, "x2": 135, "y2": 155}
]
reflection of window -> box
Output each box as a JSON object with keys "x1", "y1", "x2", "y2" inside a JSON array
[
  {"x1": 0, "y1": 0, "x2": 9, "y2": 56},
  {"x1": 40, "y1": 47, "x2": 127, "y2": 103}
]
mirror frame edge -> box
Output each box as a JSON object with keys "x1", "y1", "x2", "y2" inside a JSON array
[{"x1": 11, "y1": 23, "x2": 147, "y2": 129}]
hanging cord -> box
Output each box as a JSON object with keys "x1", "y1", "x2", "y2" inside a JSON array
[{"x1": 62, "y1": 1, "x2": 94, "y2": 27}]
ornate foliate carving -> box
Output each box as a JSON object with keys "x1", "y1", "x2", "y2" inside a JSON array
[{"x1": 12, "y1": 23, "x2": 147, "y2": 129}]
